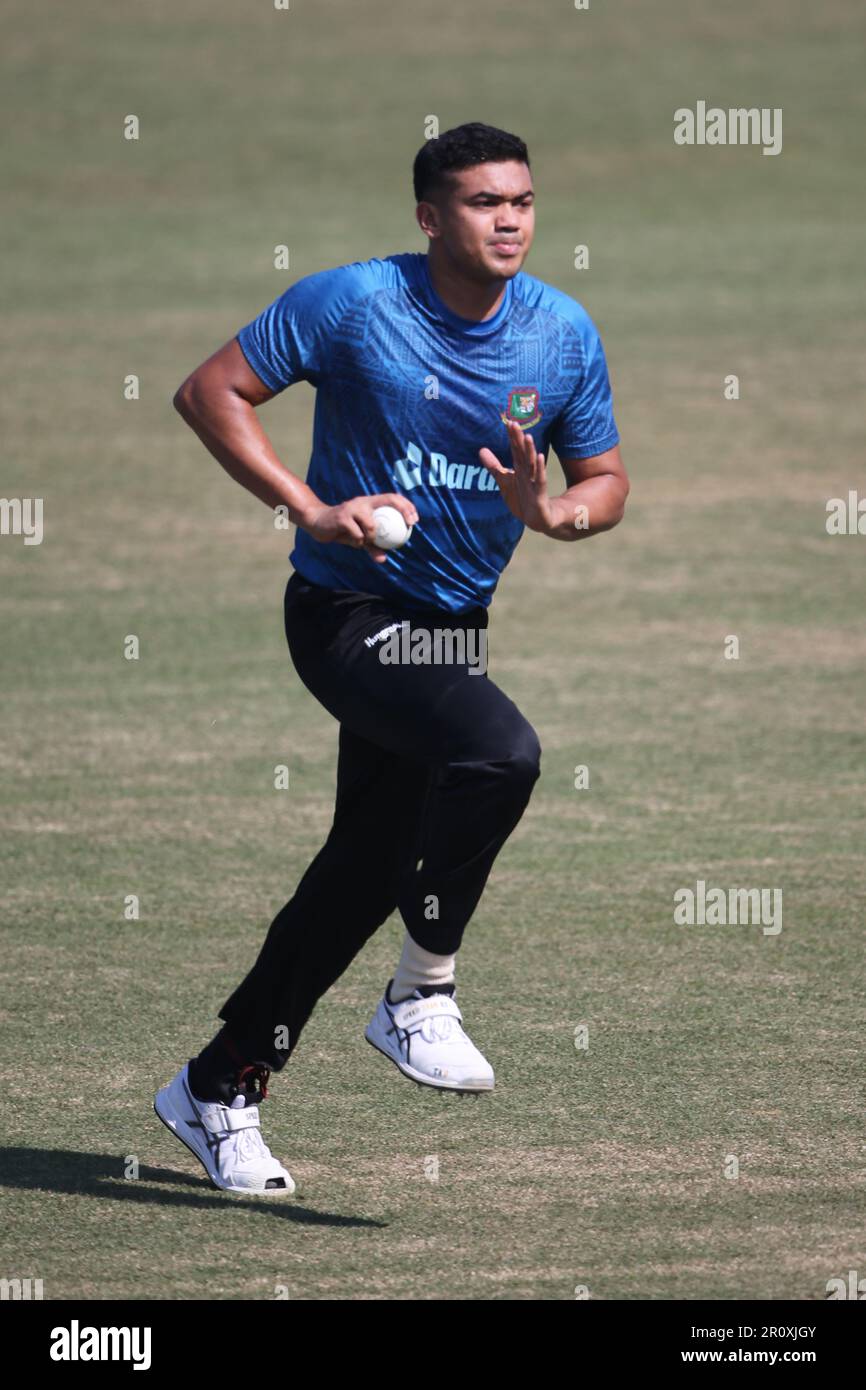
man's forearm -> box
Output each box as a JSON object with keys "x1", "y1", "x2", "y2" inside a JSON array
[
  {"x1": 543, "y1": 474, "x2": 628, "y2": 541},
  {"x1": 174, "y1": 381, "x2": 321, "y2": 528}
]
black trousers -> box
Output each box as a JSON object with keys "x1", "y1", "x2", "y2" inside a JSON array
[{"x1": 218, "y1": 569, "x2": 541, "y2": 1069}]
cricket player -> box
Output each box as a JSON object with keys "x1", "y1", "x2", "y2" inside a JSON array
[{"x1": 155, "y1": 123, "x2": 629, "y2": 1194}]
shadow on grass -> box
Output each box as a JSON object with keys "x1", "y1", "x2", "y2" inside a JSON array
[{"x1": 0, "y1": 1148, "x2": 386, "y2": 1229}]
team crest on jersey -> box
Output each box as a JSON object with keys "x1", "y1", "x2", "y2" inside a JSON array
[{"x1": 501, "y1": 387, "x2": 542, "y2": 428}]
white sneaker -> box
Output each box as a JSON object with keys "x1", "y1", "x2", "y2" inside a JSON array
[
  {"x1": 365, "y1": 981, "x2": 494, "y2": 1093},
  {"x1": 153, "y1": 1062, "x2": 296, "y2": 1196}
]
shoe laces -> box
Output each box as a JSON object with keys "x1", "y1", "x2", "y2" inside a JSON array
[
  {"x1": 233, "y1": 1125, "x2": 269, "y2": 1165},
  {"x1": 419, "y1": 1014, "x2": 466, "y2": 1045}
]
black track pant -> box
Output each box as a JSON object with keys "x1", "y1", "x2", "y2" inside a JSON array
[{"x1": 217, "y1": 569, "x2": 541, "y2": 1070}]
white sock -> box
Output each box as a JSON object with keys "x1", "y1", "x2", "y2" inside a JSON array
[{"x1": 390, "y1": 931, "x2": 456, "y2": 1002}]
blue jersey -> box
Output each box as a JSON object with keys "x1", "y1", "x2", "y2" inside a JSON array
[{"x1": 237, "y1": 253, "x2": 619, "y2": 613}]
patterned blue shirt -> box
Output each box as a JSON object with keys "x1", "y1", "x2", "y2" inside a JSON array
[{"x1": 237, "y1": 253, "x2": 619, "y2": 612}]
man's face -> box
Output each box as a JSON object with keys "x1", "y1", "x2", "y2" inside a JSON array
[{"x1": 419, "y1": 160, "x2": 535, "y2": 283}]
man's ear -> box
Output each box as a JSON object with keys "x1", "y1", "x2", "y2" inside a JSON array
[{"x1": 415, "y1": 201, "x2": 440, "y2": 240}]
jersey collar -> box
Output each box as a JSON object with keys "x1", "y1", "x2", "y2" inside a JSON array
[{"x1": 417, "y1": 255, "x2": 513, "y2": 337}]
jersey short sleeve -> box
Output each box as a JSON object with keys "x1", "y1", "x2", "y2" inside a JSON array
[
  {"x1": 548, "y1": 309, "x2": 620, "y2": 461},
  {"x1": 236, "y1": 262, "x2": 379, "y2": 394}
]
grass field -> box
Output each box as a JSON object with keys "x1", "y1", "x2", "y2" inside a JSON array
[{"x1": 2, "y1": 0, "x2": 865, "y2": 1300}]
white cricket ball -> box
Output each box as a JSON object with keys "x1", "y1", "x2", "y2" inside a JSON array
[{"x1": 372, "y1": 505, "x2": 413, "y2": 550}]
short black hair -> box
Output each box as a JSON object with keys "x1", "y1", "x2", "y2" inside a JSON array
[{"x1": 413, "y1": 122, "x2": 530, "y2": 204}]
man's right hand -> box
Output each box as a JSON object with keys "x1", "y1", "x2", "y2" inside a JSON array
[
  {"x1": 304, "y1": 494, "x2": 420, "y2": 564},
  {"x1": 172, "y1": 340, "x2": 419, "y2": 563}
]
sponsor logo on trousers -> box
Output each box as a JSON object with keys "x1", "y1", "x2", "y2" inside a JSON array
[{"x1": 365, "y1": 620, "x2": 487, "y2": 676}]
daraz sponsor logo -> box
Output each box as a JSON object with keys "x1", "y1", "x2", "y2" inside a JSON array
[{"x1": 393, "y1": 441, "x2": 499, "y2": 493}]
